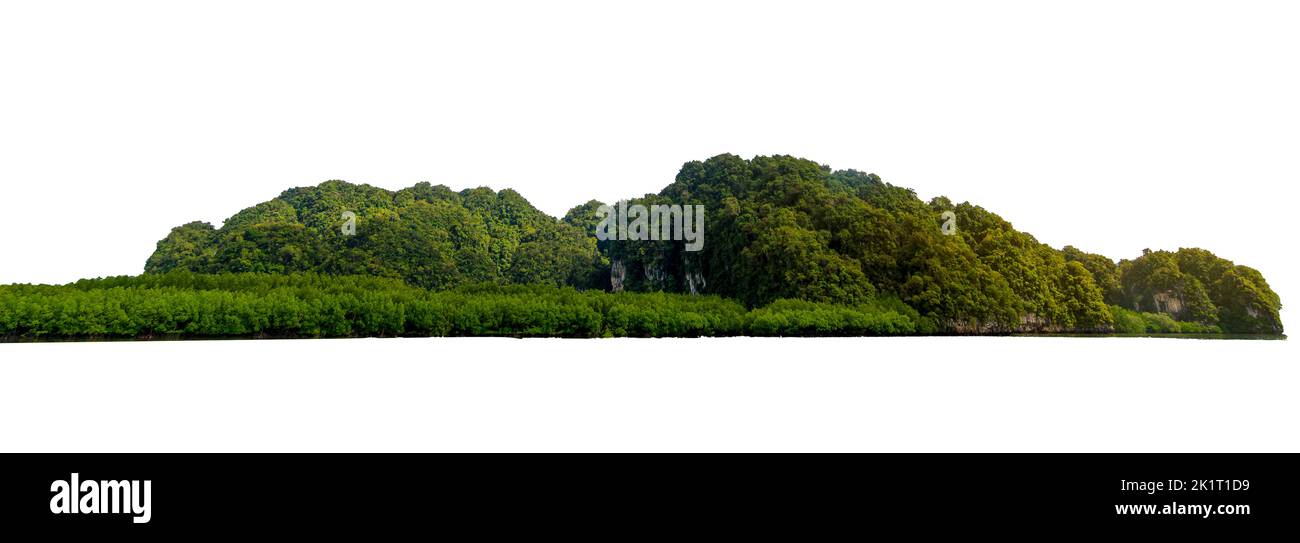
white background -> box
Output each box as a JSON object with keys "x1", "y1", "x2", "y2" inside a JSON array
[
  {"x1": 1, "y1": 1, "x2": 1297, "y2": 452},
  {"x1": 2, "y1": 337, "x2": 1296, "y2": 452}
]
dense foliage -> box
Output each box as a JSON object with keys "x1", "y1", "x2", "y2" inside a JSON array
[
  {"x1": 585, "y1": 155, "x2": 1281, "y2": 334},
  {"x1": 595, "y1": 156, "x2": 1111, "y2": 332},
  {"x1": 0, "y1": 272, "x2": 934, "y2": 339},
  {"x1": 1107, "y1": 305, "x2": 1223, "y2": 335},
  {"x1": 1064, "y1": 246, "x2": 1283, "y2": 335},
  {"x1": 125, "y1": 153, "x2": 1284, "y2": 337},
  {"x1": 146, "y1": 182, "x2": 606, "y2": 290}
]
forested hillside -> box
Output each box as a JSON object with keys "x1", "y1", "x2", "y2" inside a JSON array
[
  {"x1": 566, "y1": 154, "x2": 1281, "y2": 334},
  {"x1": 132, "y1": 154, "x2": 1283, "y2": 336},
  {"x1": 146, "y1": 182, "x2": 606, "y2": 290}
]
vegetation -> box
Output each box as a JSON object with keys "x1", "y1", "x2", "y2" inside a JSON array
[
  {"x1": 1108, "y1": 305, "x2": 1223, "y2": 335},
  {"x1": 580, "y1": 155, "x2": 1280, "y2": 334},
  {"x1": 145, "y1": 182, "x2": 606, "y2": 291},
  {"x1": 0, "y1": 271, "x2": 934, "y2": 339},
  {"x1": 0, "y1": 153, "x2": 1282, "y2": 339}
]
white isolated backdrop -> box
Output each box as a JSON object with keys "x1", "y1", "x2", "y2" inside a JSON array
[
  {"x1": 1, "y1": 1, "x2": 1298, "y2": 452},
  {"x1": 2, "y1": 337, "x2": 1296, "y2": 452}
]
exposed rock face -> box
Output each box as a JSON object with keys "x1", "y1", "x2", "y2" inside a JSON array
[
  {"x1": 944, "y1": 313, "x2": 1112, "y2": 334},
  {"x1": 684, "y1": 254, "x2": 706, "y2": 295},
  {"x1": 644, "y1": 262, "x2": 667, "y2": 290},
  {"x1": 1017, "y1": 313, "x2": 1062, "y2": 333},
  {"x1": 608, "y1": 257, "x2": 679, "y2": 293},
  {"x1": 686, "y1": 269, "x2": 706, "y2": 295},
  {"x1": 944, "y1": 320, "x2": 1007, "y2": 334},
  {"x1": 610, "y1": 259, "x2": 627, "y2": 293},
  {"x1": 1151, "y1": 291, "x2": 1185, "y2": 318}
]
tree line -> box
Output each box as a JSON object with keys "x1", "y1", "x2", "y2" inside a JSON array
[
  {"x1": 3, "y1": 271, "x2": 1257, "y2": 339},
  {"x1": 114, "y1": 154, "x2": 1286, "y2": 336},
  {"x1": 2, "y1": 271, "x2": 935, "y2": 339}
]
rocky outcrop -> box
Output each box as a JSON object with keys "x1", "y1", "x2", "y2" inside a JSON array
[
  {"x1": 684, "y1": 254, "x2": 706, "y2": 295},
  {"x1": 943, "y1": 313, "x2": 1113, "y2": 334},
  {"x1": 686, "y1": 269, "x2": 706, "y2": 295},
  {"x1": 1150, "y1": 290, "x2": 1185, "y2": 319},
  {"x1": 610, "y1": 259, "x2": 627, "y2": 293},
  {"x1": 643, "y1": 261, "x2": 668, "y2": 290}
]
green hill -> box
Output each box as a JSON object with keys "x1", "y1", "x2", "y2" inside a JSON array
[{"x1": 140, "y1": 154, "x2": 1282, "y2": 336}]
